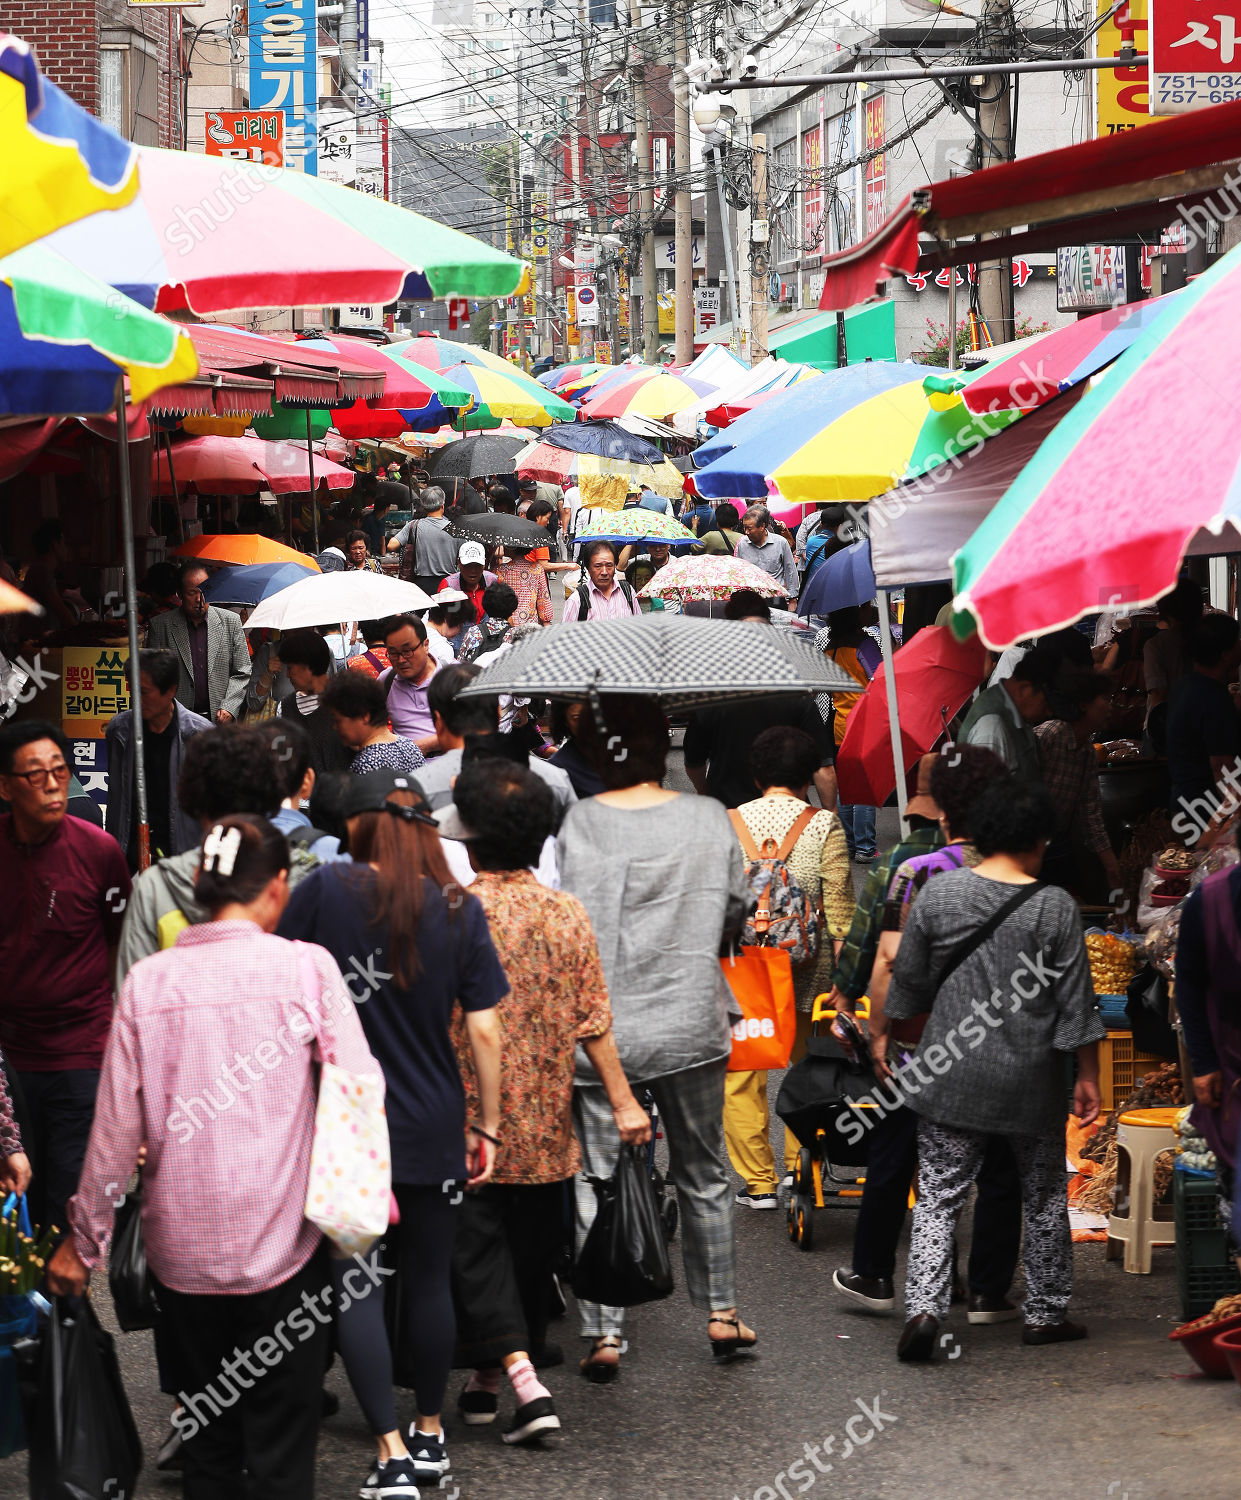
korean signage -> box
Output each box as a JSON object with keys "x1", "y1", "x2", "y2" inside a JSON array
[
  {"x1": 204, "y1": 110, "x2": 284, "y2": 166},
  {"x1": 576, "y1": 280, "x2": 599, "y2": 327},
  {"x1": 1097, "y1": 0, "x2": 1151, "y2": 131},
  {"x1": 1056, "y1": 245, "x2": 1127, "y2": 309},
  {"x1": 63, "y1": 647, "x2": 130, "y2": 740},
  {"x1": 655, "y1": 235, "x2": 703, "y2": 270},
  {"x1": 658, "y1": 292, "x2": 675, "y2": 335},
  {"x1": 594, "y1": 341, "x2": 612, "y2": 364},
  {"x1": 802, "y1": 122, "x2": 822, "y2": 256},
  {"x1": 904, "y1": 260, "x2": 1037, "y2": 293},
  {"x1": 334, "y1": 304, "x2": 382, "y2": 327},
  {"x1": 248, "y1": 0, "x2": 317, "y2": 173},
  {"x1": 694, "y1": 285, "x2": 721, "y2": 335},
  {"x1": 531, "y1": 192, "x2": 549, "y2": 257},
  {"x1": 1150, "y1": 0, "x2": 1241, "y2": 111},
  {"x1": 864, "y1": 94, "x2": 886, "y2": 235},
  {"x1": 318, "y1": 109, "x2": 357, "y2": 186}
]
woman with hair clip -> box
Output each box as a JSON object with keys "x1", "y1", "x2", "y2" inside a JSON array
[
  {"x1": 278, "y1": 771, "x2": 506, "y2": 1496},
  {"x1": 49, "y1": 814, "x2": 380, "y2": 1500}
]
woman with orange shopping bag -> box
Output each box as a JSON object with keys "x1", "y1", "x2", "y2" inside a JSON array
[{"x1": 722, "y1": 728, "x2": 855, "y2": 1209}]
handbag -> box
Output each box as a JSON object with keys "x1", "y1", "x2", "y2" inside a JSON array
[
  {"x1": 109, "y1": 1172, "x2": 160, "y2": 1332},
  {"x1": 300, "y1": 951, "x2": 392, "y2": 1259},
  {"x1": 571, "y1": 1146, "x2": 674, "y2": 1308},
  {"x1": 720, "y1": 946, "x2": 798, "y2": 1071},
  {"x1": 24, "y1": 1298, "x2": 143, "y2": 1500}
]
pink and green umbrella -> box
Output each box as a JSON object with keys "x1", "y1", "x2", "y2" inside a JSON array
[
  {"x1": 637, "y1": 554, "x2": 792, "y2": 601},
  {"x1": 953, "y1": 243, "x2": 1241, "y2": 649}
]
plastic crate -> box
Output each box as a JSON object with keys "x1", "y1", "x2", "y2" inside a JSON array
[
  {"x1": 1174, "y1": 1170, "x2": 1241, "y2": 1321},
  {"x1": 1099, "y1": 1031, "x2": 1166, "y2": 1113}
]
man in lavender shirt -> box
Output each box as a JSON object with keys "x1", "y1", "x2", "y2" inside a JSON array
[
  {"x1": 378, "y1": 614, "x2": 441, "y2": 756},
  {"x1": 563, "y1": 541, "x2": 641, "y2": 622}
]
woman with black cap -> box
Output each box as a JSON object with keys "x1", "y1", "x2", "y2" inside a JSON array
[{"x1": 278, "y1": 771, "x2": 505, "y2": 1497}]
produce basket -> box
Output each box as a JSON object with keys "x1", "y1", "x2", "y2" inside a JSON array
[
  {"x1": 1175, "y1": 1171, "x2": 1241, "y2": 1321},
  {"x1": 1098, "y1": 1031, "x2": 1167, "y2": 1113}
]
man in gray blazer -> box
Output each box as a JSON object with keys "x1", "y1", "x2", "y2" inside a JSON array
[
  {"x1": 147, "y1": 561, "x2": 251, "y2": 723},
  {"x1": 104, "y1": 649, "x2": 211, "y2": 870}
]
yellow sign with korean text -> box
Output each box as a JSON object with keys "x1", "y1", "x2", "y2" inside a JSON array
[
  {"x1": 1097, "y1": 0, "x2": 1151, "y2": 134},
  {"x1": 62, "y1": 646, "x2": 130, "y2": 739}
]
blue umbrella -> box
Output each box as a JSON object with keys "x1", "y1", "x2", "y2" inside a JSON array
[
  {"x1": 202, "y1": 561, "x2": 314, "y2": 606},
  {"x1": 540, "y1": 420, "x2": 662, "y2": 463},
  {"x1": 689, "y1": 363, "x2": 932, "y2": 500},
  {"x1": 798, "y1": 539, "x2": 876, "y2": 617}
]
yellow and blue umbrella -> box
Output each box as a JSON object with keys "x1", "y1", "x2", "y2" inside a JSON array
[
  {"x1": 1, "y1": 33, "x2": 138, "y2": 256},
  {"x1": 578, "y1": 368, "x2": 717, "y2": 422}
]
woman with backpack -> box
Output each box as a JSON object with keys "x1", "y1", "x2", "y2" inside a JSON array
[{"x1": 723, "y1": 727, "x2": 855, "y2": 1208}]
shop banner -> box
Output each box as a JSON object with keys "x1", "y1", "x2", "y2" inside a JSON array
[
  {"x1": 318, "y1": 109, "x2": 357, "y2": 186},
  {"x1": 63, "y1": 647, "x2": 129, "y2": 740},
  {"x1": 1056, "y1": 245, "x2": 1127, "y2": 309},
  {"x1": 594, "y1": 340, "x2": 612, "y2": 364},
  {"x1": 71, "y1": 739, "x2": 109, "y2": 816},
  {"x1": 248, "y1": 0, "x2": 317, "y2": 173},
  {"x1": 532, "y1": 192, "x2": 549, "y2": 257},
  {"x1": 1097, "y1": 0, "x2": 1151, "y2": 131},
  {"x1": 694, "y1": 285, "x2": 721, "y2": 335},
  {"x1": 1150, "y1": 0, "x2": 1241, "y2": 112},
  {"x1": 204, "y1": 110, "x2": 284, "y2": 165},
  {"x1": 864, "y1": 94, "x2": 886, "y2": 235}
]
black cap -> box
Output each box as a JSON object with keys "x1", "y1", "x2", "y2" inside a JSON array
[
  {"x1": 338, "y1": 770, "x2": 436, "y2": 824},
  {"x1": 518, "y1": 476, "x2": 538, "y2": 491}
]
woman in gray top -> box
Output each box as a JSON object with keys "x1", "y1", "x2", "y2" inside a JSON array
[
  {"x1": 885, "y1": 779, "x2": 1104, "y2": 1363},
  {"x1": 556, "y1": 695, "x2": 757, "y2": 1380}
]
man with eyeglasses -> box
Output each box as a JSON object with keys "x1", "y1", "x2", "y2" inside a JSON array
[
  {"x1": 146, "y1": 561, "x2": 251, "y2": 725},
  {"x1": 379, "y1": 613, "x2": 442, "y2": 757},
  {"x1": 0, "y1": 720, "x2": 130, "y2": 1239}
]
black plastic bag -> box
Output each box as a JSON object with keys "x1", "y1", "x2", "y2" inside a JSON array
[
  {"x1": 1126, "y1": 964, "x2": 1179, "y2": 1062},
  {"x1": 572, "y1": 1146, "x2": 674, "y2": 1308},
  {"x1": 109, "y1": 1177, "x2": 160, "y2": 1333},
  {"x1": 776, "y1": 1031, "x2": 877, "y2": 1163},
  {"x1": 25, "y1": 1297, "x2": 143, "y2": 1500}
]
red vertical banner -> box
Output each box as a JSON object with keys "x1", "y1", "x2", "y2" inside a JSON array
[
  {"x1": 803, "y1": 128, "x2": 822, "y2": 255},
  {"x1": 864, "y1": 94, "x2": 886, "y2": 235}
]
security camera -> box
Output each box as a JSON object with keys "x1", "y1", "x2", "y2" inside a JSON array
[
  {"x1": 739, "y1": 53, "x2": 759, "y2": 79},
  {"x1": 692, "y1": 98, "x2": 722, "y2": 131}
]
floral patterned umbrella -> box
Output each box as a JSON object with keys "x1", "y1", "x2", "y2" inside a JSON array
[
  {"x1": 636, "y1": 554, "x2": 791, "y2": 601},
  {"x1": 573, "y1": 509, "x2": 695, "y2": 544}
]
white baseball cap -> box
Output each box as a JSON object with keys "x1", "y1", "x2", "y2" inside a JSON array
[{"x1": 458, "y1": 540, "x2": 486, "y2": 566}]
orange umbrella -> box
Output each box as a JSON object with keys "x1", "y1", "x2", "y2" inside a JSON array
[{"x1": 171, "y1": 534, "x2": 320, "y2": 571}]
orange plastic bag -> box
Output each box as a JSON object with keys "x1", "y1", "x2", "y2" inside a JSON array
[{"x1": 720, "y1": 945, "x2": 797, "y2": 1071}]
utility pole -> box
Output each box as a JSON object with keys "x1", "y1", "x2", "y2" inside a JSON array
[
  {"x1": 628, "y1": 0, "x2": 659, "y2": 362},
  {"x1": 672, "y1": 0, "x2": 693, "y2": 364},
  {"x1": 975, "y1": 0, "x2": 1015, "y2": 342},
  {"x1": 749, "y1": 132, "x2": 768, "y2": 365},
  {"x1": 711, "y1": 144, "x2": 740, "y2": 334},
  {"x1": 577, "y1": 0, "x2": 606, "y2": 355},
  {"x1": 507, "y1": 141, "x2": 527, "y2": 369}
]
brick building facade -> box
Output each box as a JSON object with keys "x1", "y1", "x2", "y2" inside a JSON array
[{"x1": 2, "y1": 0, "x2": 180, "y2": 147}]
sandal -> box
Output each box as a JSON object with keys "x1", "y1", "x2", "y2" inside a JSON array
[
  {"x1": 580, "y1": 1335, "x2": 623, "y2": 1384},
  {"x1": 709, "y1": 1315, "x2": 758, "y2": 1363}
]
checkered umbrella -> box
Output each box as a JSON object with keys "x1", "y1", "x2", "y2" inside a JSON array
[{"x1": 456, "y1": 613, "x2": 858, "y2": 710}]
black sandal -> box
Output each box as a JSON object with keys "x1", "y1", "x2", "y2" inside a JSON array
[
  {"x1": 580, "y1": 1335, "x2": 622, "y2": 1383},
  {"x1": 709, "y1": 1316, "x2": 758, "y2": 1363}
]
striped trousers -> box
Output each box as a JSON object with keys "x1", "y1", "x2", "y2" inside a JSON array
[{"x1": 572, "y1": 1058, "x2": 737, "y2": 1337}]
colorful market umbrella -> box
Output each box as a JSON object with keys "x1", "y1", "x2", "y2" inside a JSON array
[
  {"x1": 835, "y1": 625, "x2": 987, "y2": 806},
  {"x1": 171, "y1": 533, "x2": 321, "y2": 570},
  {"x1": 295, "y1": 335, "x2": 472, "y2": 436},
  {"x1": 538, "y1": 360, "x2": 600, "y2": 390},
  {"x1": 578, "y1": 369, "x2": 717, "y2": 423},
  {"x1": 1, "y1": 244, "x2": 197, "y2": 417},
  {"x1": 515, "y1": 441, "x2": 685, "y2": 505},
  {"x1": 636, "y1": 555, "x2": 791, "y2": 602},
  {"x1": 1, "y1": 33, "x2": 138, "y2": 256},
  {"x1": 927, "y1": 294, "x2": 1177, "y2": 415},
  {"x1": 953, "y1": 243, "x2": 1241, "y2": 649},
  {"x1": 767, "y1": 363, "x2": 1022, "y2": 504},
  {"x1": 560, "y1": 363, "x2": 632, "y2": 399},
  {"x1": 154, "y1": 437, "x2": 355, "y2": 497},
  {"x1": 573, "y1": 509, "x2": 696, "y2": 545},
  {"x1": 43, "y1": 147, "x2": 528, "y2": 314},
  {"x1": 201, "y1": 561, "x2": 316, "y2": 606},
  {"x1": 394, "y1": 336, "x2": 574, "y2": 427}
]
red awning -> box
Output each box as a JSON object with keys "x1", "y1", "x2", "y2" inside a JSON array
[
  {"x1": 818, "y1": 96, "x2": 1241, "y2": 311},
  {"x1": 184, "y1": 325, "x2": 387, "y2": 406},
  {"x1": 143, "y1": 373, "x2": 276, "y2": 419}
]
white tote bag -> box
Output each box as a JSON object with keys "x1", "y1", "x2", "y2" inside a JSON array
[{"x1": 301, "y1": 954, "x2": 392, "y2": 1258}]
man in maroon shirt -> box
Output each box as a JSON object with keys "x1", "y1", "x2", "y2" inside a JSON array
[{"x1": 0, "y1": 720, "x2": 130, "y2": 1238}]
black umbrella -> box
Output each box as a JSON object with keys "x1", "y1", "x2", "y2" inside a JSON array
[
  {"x1": 457, "y1": 614, "x2": 858, "y2": 711},
  {"x1": 540, "y1": 420, "x2": 663, "y2": 464},
  {"x1": 427, "y1": 434, "x2": 527, "y2": 481},
  {"x1": 449, "y1": 511, "x2": 549, "y2": 548}
]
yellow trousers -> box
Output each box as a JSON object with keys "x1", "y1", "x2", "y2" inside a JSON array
[{"x1": 722, "y1": 1012, "x2": 813, "y2": 1194}]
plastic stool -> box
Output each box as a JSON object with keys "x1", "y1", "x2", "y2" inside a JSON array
[{"x1": 1106, "y1": 1107, "x2": 1179, "y2": 1274}]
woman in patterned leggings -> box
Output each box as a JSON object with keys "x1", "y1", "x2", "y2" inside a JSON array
[{"x1": 883, "y1": 778, "x2": 1104, "y2": 1362}]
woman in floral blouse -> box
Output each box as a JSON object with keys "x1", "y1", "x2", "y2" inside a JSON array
[
  {"x1": 0, "y1": 1060, "x2": 30, "y2": 1200},
  {"x1": 321, "y1": 671, "x2": 425, "y2": 777}
]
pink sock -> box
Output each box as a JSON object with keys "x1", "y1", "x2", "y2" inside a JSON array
[
  {"x1": 465, "y1": 1367, "x2": 501, "y2": 1395},
  {"x1": 506, "y1": 1356, "x2": 549, "y2": 1407}
]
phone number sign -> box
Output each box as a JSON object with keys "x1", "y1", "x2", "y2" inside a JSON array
[{"x1": 1150, "y1": 0, "x2": 1241, "y2": 111}]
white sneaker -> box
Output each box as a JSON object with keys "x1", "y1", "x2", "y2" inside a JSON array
[{"x1": 735, "y1": 1191, "x2": 779, "y2": 1210}]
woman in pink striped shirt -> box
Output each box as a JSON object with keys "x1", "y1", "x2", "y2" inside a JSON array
[{"x1": 49, "y1": 815, "x2": 380, "y2": 1500}]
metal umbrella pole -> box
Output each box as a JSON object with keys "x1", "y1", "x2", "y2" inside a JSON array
[
  {"x1": 875, "y1": 586, "x2": 908, "y2": 839},
  {"x1": 160, "y1": 428, "x2": 185, "y2": 543},
  {"x1": 306, "y1": 408, "x2": 319, "y2": 554},
  {"x1": 115, "y1": 389, "x2": 150, "y2": 871}
]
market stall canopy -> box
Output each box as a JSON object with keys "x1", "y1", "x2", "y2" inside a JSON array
[
  {"x1": 42, "y1": 147, "x2": 529, "y2": 314},
  {"x1": 182, "y1": 326, "x2": 387, "y2": 408},
  {"x1": 1, "y1": 244, "x2": 197, "y2": 418},
  {"x1": 153, "y1": 436, "x2": 355, "y2": 496},
  {"x1": 244, "y1": 571, "x2": 434, "y2": 631},
  {"x1": 768, "y1": 301, "x2": 897, "y2": 365},
  {"x1": 292, "y1": 335, "x2": 473, "y2": 438},
  {"x1": 815, "y1": 97, "x2": 1241, "y2": 310},
  {"x1": 673, "y1": 355, "x2": 816, "y2": 437},
  {"x1": 953, "y1": 241, "x2": 1241, "y2": 649},
  {"x1": 1, "y1": 33, "x2": 137, "y2": 256},
  {"x1": 457, "y1": 613, "x2": 858, "y2": 710},
  {"x1": 172, "y1": 534, "x2": 321, "y2": 570}
]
